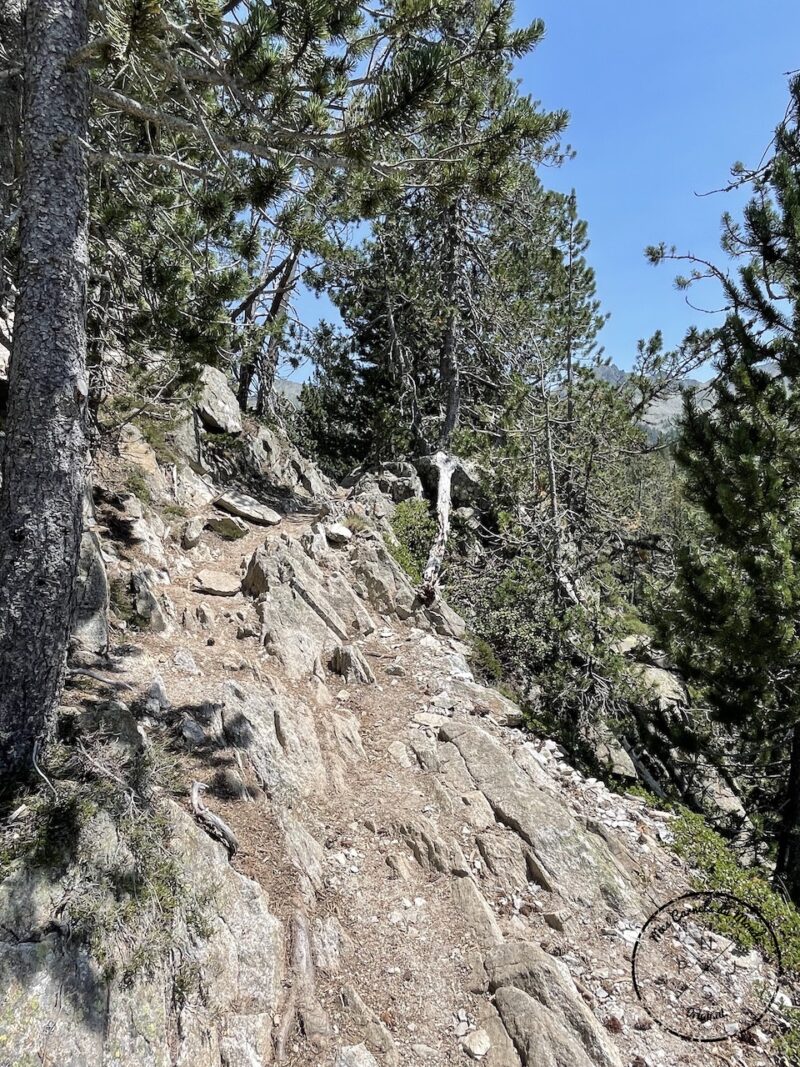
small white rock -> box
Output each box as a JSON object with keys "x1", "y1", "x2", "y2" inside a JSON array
[
  {"x1": 325, "y1": 522, "x2": 353, "y2": 545},
  {"x1": 461, "y1": 1029, "x2": 491, "y2": 1060}
]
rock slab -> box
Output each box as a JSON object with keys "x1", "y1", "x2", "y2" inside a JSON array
[{"x1": 215, "y1": 491, "x2": 281, "y2": 526}]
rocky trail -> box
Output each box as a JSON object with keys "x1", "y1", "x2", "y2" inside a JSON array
[{"x1": 0, "y1": 377, "x2": 790, "y2": 1067}]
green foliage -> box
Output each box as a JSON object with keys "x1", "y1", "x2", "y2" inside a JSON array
[
  {"x1": 124, "y1": 467, "x2": 152, "y2": 504},
  {"x1": 161, "y1": 502, "x2": 188, "y2": 519},
  {"x1": 671, "y1": 807, "x2": 800, "y2": 973},
  {"x1": 0, "y1": 730, "x2": 210, "y2": 983},
  {"x1": 776, "y1": 1009, "x2": 800, "y2": 1064},
  {"x1": 657, "y1": 76, "x2": 800, "y2": 895},
  {"x1": 343, "y1": 513, "x2": 370, "y2": 534},
  {"x1": 468, "y1": 636, "x2": 504, "y2": 685},
  {"x1": 109, "y1": 576, "x2": 142, "y2": 628},
  {"x1": 134, "y1": 417, "x2": 180, "y2": 466},
  {"x1": 387, "y1": 498, "x2": 435, "y2": 584}
]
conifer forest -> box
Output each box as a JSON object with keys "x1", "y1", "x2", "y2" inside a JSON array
[{"x1": 1, "y1": 3, "x2": 800, "y2": 1065}]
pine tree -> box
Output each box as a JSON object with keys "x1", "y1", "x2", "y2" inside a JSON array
[
  {"x1": 0, "y1": 0, "x2": 536, "y2": 775},
  {"x1": 0, "y1": 0, "x2": 91, "y2": 776},
  {"x1": 656, "y1": 76, "x2": 800, "y2": 901},
  {"x1": 301, "y1": 8, "x2": 569, "y2": 594}
]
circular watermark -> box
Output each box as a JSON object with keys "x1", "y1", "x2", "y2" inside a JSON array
[{"x1": 631, "y1": 891, "x2": 781, "y2": 1042}]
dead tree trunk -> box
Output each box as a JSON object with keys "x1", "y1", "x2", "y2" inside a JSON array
[
  {"x1": 0, "y1": 0, "x2": 90, "y2": 776},
  {"x1": 420, "y1": 203, "x2": 462, "y2": 600},
  {"x1": 420, "y1": 450, "x2": 456, "y2": 601}
]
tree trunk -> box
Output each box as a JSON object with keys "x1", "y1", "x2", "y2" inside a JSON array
[
  {"x1": 0, "y1": 0, "x2": 90, "y2": 776},
  {"x1": 419, "y1": 203, "x2": 462, "y2": 599},
  {"x1": 420, "y1": 450, "x2": 456, "y2": 602},
  {"x1": 255, "y1": 247, "x2": 299, "y2": 417},
  {"x1": 775, "y1": 722, "x2": 800, "y2": 904},
  {"x1": 439, "y1": 203, "x2": 461, "y2": 446},
  {"x1": 235, "y1": 244, "x2": 282, "y2": 410},
  {"x1": 0, "y1": 0, "x2": 23, "y2": 318}
]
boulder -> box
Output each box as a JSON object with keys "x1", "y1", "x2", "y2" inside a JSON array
[
  {"x1": 425, "y1": 597, "x2": 467, "y2": 640},
  {"x1": 215, "y1": 490, "x2": 281, "y2": 526},
  {"x1": 399, "y1": 814, "x2": 470, "y2": 877},
  {"x1": 461, "y1": 1028, "x2": 491, "y2": 1060},
  {"x1": 439, "y1": 721, "x2": 641, "y2": 913},
  {"x1": 242, "y1": 538, "x2": 370, "y2": 678},
  {"x1": 131, "y1": 566, "x2": 173, "y2": 632},
  {"x1": 343, "y1": 462, "x2": 424, "y2": 504},
  {"x1": 219, "y1": 681, "x2": 328, "y2": 802},
  {"x1": 335, "y1": 1045, "x2": 379, "y2": 1067},
  {"x1": 494, "y1": 987, "x2": 596, "y2": 1067},
  {"x1": 637, "y1": 663, "x2": 686, "y2": 711},
  {"x1": 352, "y1": 541, "x2": 416, "y2": 619},
  {"x1": 329, "y1": 644, "x2": 376, "y2": 684},
  {"x1": 182, "y1": 515, "x2": 205, "y2": 549},
  {"x1": 193, "y1": 569, "x2": 241, "y2": 596},
  {"x1": 451, "y1": 877, "x2": 503, "y2": 948},
  {"x1": 302, "y1": 522, "x2": 329, "y2": 561},
  {"x1": 97, "y1": 492, "x2": 167, "y2": 565},
  {"x1": 482, "y1": 942, "x2": 623, "y2": 1067},
  {"x1": 175, "y1": 461, "x2": 217, "y2": 505},
  {"x1": 0, "y1": 807, "x2": 284, "y2": 1067},
  {"x1": 72, "y1": 530, "x2": 109, "y2": 653},
  {"x1": 450, "y1": 678, "x2": 525, "y2": 728},
  {"x1": 118, "y1": 423, "x2": 168, "y2": 498},
  {"x1": 588, "y1": 726, "x2": 637, "y2": 780},
  {"x1": 252, "y1": 426, "x2": 332, "y2": 499},
  {"x1": 196, "y1": 365, "x2": 242, "y2": 434},
  {"x1": 325, "y1": 522, "x2": 353, "y2": 545},
  {"x1": 206, "y1": 513, "x2": 249, "y2": 540}
]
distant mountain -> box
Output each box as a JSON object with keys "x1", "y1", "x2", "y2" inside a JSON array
[
  {"x1": 596, "y1": 362, "x2": 714, "y2": 438},
  {"x1": 275, "y1": 362, "x2": 715, "y2": 437},
  {"x1": 274, "y1": 377, "x2": 304, "y2": 407}
]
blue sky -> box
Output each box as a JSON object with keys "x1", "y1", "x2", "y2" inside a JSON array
[
  {"x1": 291, "y1": 1, "x2": 800, "y2": 379},
  {"x1": 516, "y1": 0, "x2": 800, "y2": 371}
]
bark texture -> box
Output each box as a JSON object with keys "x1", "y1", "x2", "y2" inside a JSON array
[
  {"x1": 0, "y1": 0, "x2": 23, "y2": 315},
  {"x1": 0, "y1": 0, "x2": 90, "y2": 775}
]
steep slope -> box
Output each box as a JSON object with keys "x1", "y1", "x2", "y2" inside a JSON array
[{"x1": 0, "y1": 375, "x2": 788, "y2": 1067}]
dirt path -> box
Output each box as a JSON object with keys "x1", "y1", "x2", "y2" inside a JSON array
[{"x1": 86, "y1": 495, "x2": 787, "y2": 1067}]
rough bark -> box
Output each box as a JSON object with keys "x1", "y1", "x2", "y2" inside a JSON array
[
  {"x1": 0, "y1": 0, "x2": 23, "y2": 316},
  {"x1": 0, "y1": 0, "x2": 90, "y2": 776}
]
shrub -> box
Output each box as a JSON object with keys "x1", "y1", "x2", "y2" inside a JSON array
[
  {"x1": 344, "y1": 513, "x2": 370, "y2": 534},
  {"x1": 134, "y1": 415, "x2": 179, "y2": 466},
  {"x1": 386, "y1": 498, "x2": 436, "y2": 584},
  {"x1": 109, "y1": 576, "x2": 139, "y2": 627},
  {"x1": 161, "y1": 503, "x2": 188, "y2": 519},
  {"x1": 671, "y1": 807, "x2": 800, "y2": 973},
  {"x1": 469, "y1": 636, "x2": 504, "y2": 684},
  {"x1": 124, "y1": 467, "x2": 152, "y2": 504},
  {"x1": 0, "y1": 730, "x2": 210, "y2": 983}
]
